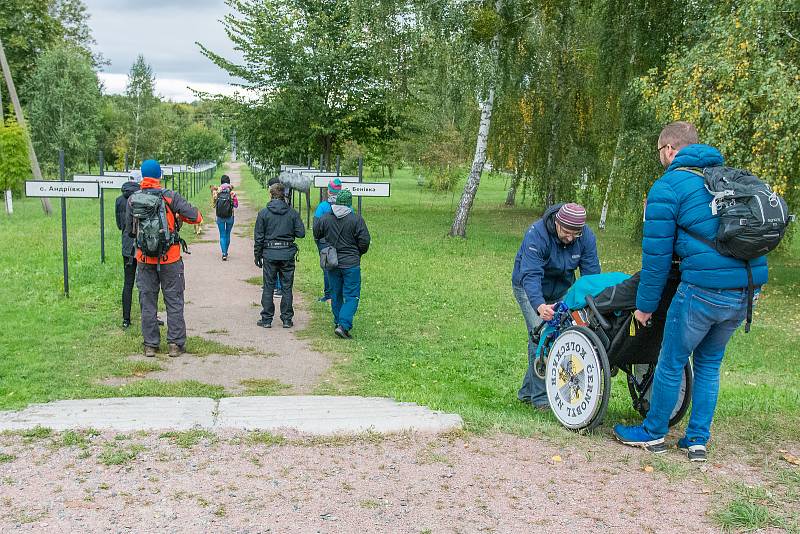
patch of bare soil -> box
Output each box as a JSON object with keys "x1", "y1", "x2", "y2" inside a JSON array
[{"x1": 0, "y1": 430, "x2": 725, "y2": 533}]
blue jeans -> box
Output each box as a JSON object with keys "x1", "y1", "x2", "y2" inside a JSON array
[
  {"x1": 644, "y1": 282, "x2": 748, "y2": 443},
  {"x1": 328, "y1": 266, "x2": 361, "y2": 331},
  {"x1": 512, "y1": 283, "x2": 546, "y2": 407},
  {"x1": 216, "y1": 216, "x2": 234, "y2": 254},
  {"x1": 315, "y1": 240, "x2": 332, "y2": 299}
]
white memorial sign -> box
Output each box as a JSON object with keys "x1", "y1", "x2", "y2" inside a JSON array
[
  {"x1": 73, "y1": 174, "x2": 133, "y2": 189},
  {"x1": 342, "y1": 182, "x2": 391, "y2": 197},
  {"x1": 313, "y1": 175, "x2": 360, "y2": 187},
  {"x1": 26, "y1": 181, "x2": 99, "y2": 198}
]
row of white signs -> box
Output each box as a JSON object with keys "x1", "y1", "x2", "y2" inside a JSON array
[
  {"x1": 25, "y1": 163, "x2": 214, "y2": 198},
  {"x1": 281, "y1": 166, "x2": 391, "y2": 197}
]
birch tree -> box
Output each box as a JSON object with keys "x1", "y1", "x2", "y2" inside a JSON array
[{"x1": 126, "y1": 55, "x2": 157, "y2": 166}]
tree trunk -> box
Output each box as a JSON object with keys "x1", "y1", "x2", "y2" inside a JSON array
[
  {"x1": 5, "y1": 190, "x2": 12, "y2": 214},
  {"x1": 544, "y1": 67, "x2": 564, "y2": 207},
  {"x1": 505, "y1": 168, "x2": 521, "y2": 206},
  {"x1": 599, "y1": 131, "x2": 624, "y2": 230},
  {"x1": 449, "y1": 86, "x2": 495, "y2": 238},
  {"x1": 0, "y1": 36, "x2": 51, "y2": 215}
]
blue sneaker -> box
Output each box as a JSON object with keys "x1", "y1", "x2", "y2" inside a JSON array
[
  {"x1": 677, "y1": 437, "x2": 708, "y2": 462},
  {"x1": 613, "y1": 424, "x2": 667, "y2": 453}
]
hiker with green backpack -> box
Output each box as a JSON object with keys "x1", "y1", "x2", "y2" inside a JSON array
[
  {"x1": 614, "y1": 121, "x2": 791, "y2": 461},
  {"x1": 125, "y1": 160, "x2": 203, "y2": 358}
]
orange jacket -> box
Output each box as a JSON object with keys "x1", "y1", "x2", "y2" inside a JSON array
[{"x1": 132, "y1": 178, "x2": 203, "y2": 264}]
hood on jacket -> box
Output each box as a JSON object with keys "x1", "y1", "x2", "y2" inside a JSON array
[
  {"x1": 140, "y1": 177, "x2": 162, "y2": 190},
  {"x1": 543, "y1": 203, "x2": 564, "y2": 237},
  {"x1": 219, "y1": 183, "x2": 233, "y2": 191},
  {"x1": 267, "y1": 198, "x2": 289, "y2": 215},
  {"x1": 121, "y1": 181, "x2": 140, "y2": 198},
  {"x1": 667, "y1": 144, "x2": 724, "y2": 172},
  {"x1": 332, "y1": 204, "x2": 352, "y2": 218}
]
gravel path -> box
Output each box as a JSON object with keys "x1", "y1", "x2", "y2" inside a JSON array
[
  {"x1": 0, "y1": 429, "x2": 721, "y2": 533},
  {"x1": 106, "y1": 162, "x2": 332, "y2": 393}
]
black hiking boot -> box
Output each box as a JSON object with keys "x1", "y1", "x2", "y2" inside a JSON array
[{"x1": 257, "y1": 320, "x2": 272, "y2": 328}]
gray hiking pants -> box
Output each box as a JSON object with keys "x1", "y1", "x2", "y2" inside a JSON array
[{"x1": 137, "y1": 260, "x2": 186, "y2": 348}]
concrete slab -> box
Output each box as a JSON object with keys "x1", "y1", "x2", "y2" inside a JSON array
[
  {"x1": 0, "y1": 396, "x2": 463, "y2": 435},
  {"x1": 0, "y1": 397, "x2": 215, "y2": 432},
  {"x1": 216, "y1": 396, "x2": 463, "y2": 434}
]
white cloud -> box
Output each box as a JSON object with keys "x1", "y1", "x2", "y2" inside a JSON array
[{"x1": 98, "y1": 72, "x2": 254, "y2": 103}]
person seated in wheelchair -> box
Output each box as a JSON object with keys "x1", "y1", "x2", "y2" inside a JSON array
[{"x1": 535, "y1": 269, "x2": 691, "y2": 433}]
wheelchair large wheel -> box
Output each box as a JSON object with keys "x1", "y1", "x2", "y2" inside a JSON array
[
  {"x1": 627, "y1": 362, "x2": 693, "y2": 427},
  {"x1": 545, "y1": 326, "x2": 612, "y2": 431}
]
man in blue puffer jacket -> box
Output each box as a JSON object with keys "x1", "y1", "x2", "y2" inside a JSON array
[
  {"x1": 512, "y1": 202, "x2": 601, "y2": 408},
  {"x1": 614, "y1": 122, "x2": 768, "y2": 461}
]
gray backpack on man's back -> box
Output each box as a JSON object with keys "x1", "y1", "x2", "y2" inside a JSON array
[{"x1": 680, "y1": 166, "x2": 791, "y2": 260}]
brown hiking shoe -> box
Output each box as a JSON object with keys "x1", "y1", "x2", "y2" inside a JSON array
[
  {"x1": 168, "y1": 343, "x2": 184, "y2": 358},
  {"x1": 144, "y1": 345, "x2": 157, "y2": 358}
]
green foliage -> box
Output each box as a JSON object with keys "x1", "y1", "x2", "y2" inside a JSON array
[
  {"x1": 199, "y1": 0, "x2": 405, "y2": 167},
  {"x1": 637, "y1": 0, "x2": 800, "y2": 209},
  {"x1": 125, "y1": 54, "x2": 158, "y2": 166},
  {"x1": 25, "y1": 43, "x2": 101, "y2": 171},
  {"x1": 0, "y1": 0, "x2": 97, "y2": 107},
  {"x1": 180, "y1": 123, "x2": 226, "y2": 164},
  {"x1": 0, "y1": 118, "x2": 30, "y2": 193}
]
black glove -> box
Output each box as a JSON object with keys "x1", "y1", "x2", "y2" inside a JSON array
[{"x1": 254, "y1": 257, "x2": 263, "y2": 268}]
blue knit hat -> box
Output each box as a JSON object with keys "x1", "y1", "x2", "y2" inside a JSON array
[{"x1": 141, "y1": 159, "x2": 162, "y2": 179}]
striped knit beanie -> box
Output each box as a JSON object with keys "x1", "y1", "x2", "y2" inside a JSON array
[
  {"x1": 328, "y1": 178, "x2": 343, "y2": 196},
  {"x1": 555, "y1": 203, "x2": 586, "y2": 231}
]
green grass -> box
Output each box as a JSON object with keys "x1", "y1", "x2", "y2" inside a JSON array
[
  {"x1": 4, "y1": 161, "x2": 800, "y2": 455},
  {"x1": 236, "y1": 165, "x2": 800, "y2": 445},
  {"x1": 98, "y1": 442, "x2": 145, "y2": 466},
  {"x1": 159, "y1": 429, "x2": 218, "y2": 449},
  {"x1": 0, "y1": 166, "x2": 229, "y2": 409},
  {"x1": 240, "y1": 378, "x2": 289, "y2": 395},
  {"x1": 246, "y1": 430, "x2": 286, "y2": 446}
]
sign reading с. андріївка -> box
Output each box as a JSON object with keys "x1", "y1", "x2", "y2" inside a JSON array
[{"x1": 25, "y1": 181, "x2": 100, "y2": 198}]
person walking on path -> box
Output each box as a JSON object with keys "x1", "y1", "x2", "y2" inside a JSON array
[
  {"x1": 211, "y1": 175, "x2": 239, "y2": 261},
  {"x1": 511, "y1": 202, "x2": 600, "y2": 409},
  {"x1": 125, "y1": 159, "x2": 203, "y2": 358},
  {"x1": 313, "y1": 178, "x2": 341, "y2": 302},
  {"x1": 313, "y1": 190, "x2": 371, "y2": 339},
  {"x1": 613, "y1": 121, "x2": 768, "y2": 461},
  {"x1": 254, "y1": 182, "x2": 306, "y2": 328},
  {"x1": 115, "y1": 179, "x2": 140, "y2": 329}
]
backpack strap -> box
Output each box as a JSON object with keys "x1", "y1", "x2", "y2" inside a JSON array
[{"x1": 678, "y1": 226, "x2": 754, "y2": 334}]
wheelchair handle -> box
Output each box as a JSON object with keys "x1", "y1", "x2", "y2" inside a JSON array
[{"x1": 585, "y1": 295, "x2": 612, "y2": 330}]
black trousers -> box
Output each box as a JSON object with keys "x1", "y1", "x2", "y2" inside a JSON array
[
  {"x1": 122, "y1": 257, "x2": 137, "y2": 322},
  {"x1": 261, "y1": 258, "x2": 296, "y2": 323}
]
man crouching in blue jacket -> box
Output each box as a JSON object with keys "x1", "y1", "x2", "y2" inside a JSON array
[
  {"x1": 512, "y1": 203, "x2": 601, "y2": 409},
  {"x1": 614, "y1": 121, "x2": 768, "y2": 461}
]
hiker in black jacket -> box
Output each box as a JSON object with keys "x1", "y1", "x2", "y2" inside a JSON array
[
  {"x1": 312, "y1": 190, "x2": 370, "y2": 338},
  {"x1": 254, "y1": 182, "x2": 305, "y2": 328},
  {"x1": 115, "y1": 179, "x2": 140, "y2": 329}
]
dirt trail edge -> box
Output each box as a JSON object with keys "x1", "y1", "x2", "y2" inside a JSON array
[{"x1": 109, "y1": 162, "x2": 332, "y2": 394}]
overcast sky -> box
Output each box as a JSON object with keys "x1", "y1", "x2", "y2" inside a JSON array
[{"x1": 83, "y1": 0, "x2": 244, "y2": 102}]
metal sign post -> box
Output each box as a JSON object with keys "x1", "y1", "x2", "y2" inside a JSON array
[
  {"x1": 99, "y1": 150, "x2": 105, "y2": 263},
  {"x1": 72, "y1": 172, "x2": 135, "y2": 264},
  {"x1": 26, "y1": 150, "x2": 100, "y2": 296},
  {"x1": 358, "y1": 157, "x2": 363, "y2": 216}
]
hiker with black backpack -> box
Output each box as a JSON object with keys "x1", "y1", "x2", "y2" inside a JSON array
[
  {"x1": 614, "y1": 121, "x2": 790, "y2": 461},
  {"x1": 254, "y1": 182, "x2": 305, "y2": 328},
  {"x1": 211, "y1": 175, "x2": 238, "y2": 261},
  {"x1": 125, "y1": 160, "x2": 203, "y2": 358}
]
